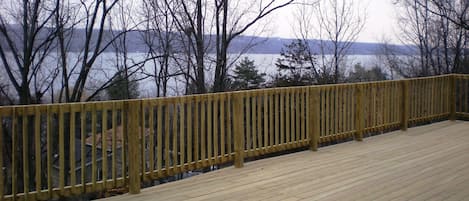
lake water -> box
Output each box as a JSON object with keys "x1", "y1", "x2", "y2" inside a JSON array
[
  {"x1": 244, "y1": 54, "x2": 381, "y2": 75},
  {"x1": 135, "y1": 53, "x2": 385, "y2": 96},
  {"x1": 0, "y1": 52, "x2": 387, "y2": 98}
]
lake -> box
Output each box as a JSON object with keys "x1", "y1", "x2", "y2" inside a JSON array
[
  {"x1": 135, "y1": 53, "x2": 386, "y2": 96},
  {"x1": 0, "y1": 52, "x2": 387, "y2": 99}
]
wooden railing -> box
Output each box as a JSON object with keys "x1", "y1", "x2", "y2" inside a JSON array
[
  {"x1": 455, "y1": 74, "x2": 469, "y2": 119},
  {"x1": 1, "y1": 74, "x2": 468, "y2": 201}
]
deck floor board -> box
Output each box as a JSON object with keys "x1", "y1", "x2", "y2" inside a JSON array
[{"x1": 101, "y1": 121, "x2": 469, "y2": 201}]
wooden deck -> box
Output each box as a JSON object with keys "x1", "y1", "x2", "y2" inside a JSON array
[{"x1": 102, "y1": 121, "x2": 469, "y2": 201}]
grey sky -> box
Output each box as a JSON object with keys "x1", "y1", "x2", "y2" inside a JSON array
[
  {"x1": 0, "y1": 0, "x2": 399, "y2": 43},
  {"x1": 267, "y1": 0, "x2": 398, "y2": 43}
]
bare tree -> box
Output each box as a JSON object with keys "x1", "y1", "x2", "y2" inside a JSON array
[
  {"x1": 164, "y1": 0, "x2": 295, "y2": 93},
  {"x1": 163, "y1": 0, "x2": 207, "y2": 94},
  {"x1": 287, "y1": 0, "x2": 334, "y2": 84},
  {"x1": 64, "y1": 0, "x2": 123, "y2": 102},
  {"x1": 314, "y1": 0, "x2": 366, "y2": 83},
  {"x1": 396, "y1": 0, "x2": 431, "y2": 76},
  {"x1": 54, "y1": 0, "x2": 81, "y2": 102},
  {"x1": 0, "y1": 0, "x2": 59, "y2": 104},
  {"x1": 426, "y1": 0, "x2": 469, "y2": 31},
  {"x1": 211, "y1": 0, "x2": 295, "y2": 92},
  {"x1": 103, "y1": 0, "x2": 144, "y2": 100},
  {"x1": 393, "y1": 0, "x2": 468, "y2": 76},
  {"x1": 140, "y1": 0, "x2": 185, "y2": 97}
]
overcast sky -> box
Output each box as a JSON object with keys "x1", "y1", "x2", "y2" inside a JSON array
[
  {"x1": 0, "y1": 0, "x2": 400, "y2": 43},
  {"x1": 267, "y1": 0, "x2": 399, "y2": 43}
]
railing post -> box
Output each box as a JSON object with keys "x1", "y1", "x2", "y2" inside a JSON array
[
  {"x1": 126, "y1": 100, "x2": 141, "y2": 194},
  {"x1": 309, "y1": 87, "x2": 320, "y2": 151},
  {"x1": 354, "y1": 84, "x2": 364, "y2": 141},
  {"x1": 233, "y1": 93, "x2": 245, "y2": 168},
  {"x1": 401, "y1": 80, "x2": 409, "y2": 131},
  {"x1": 450, "y1": 75, "x2": 456, "y2": 121}
]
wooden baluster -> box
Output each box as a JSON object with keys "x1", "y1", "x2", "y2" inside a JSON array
[
  {"x1": 393, "y1": 81, "x2": 397, "y2": 124},
  {"x1": 263, "y1": 91, "x2": 268, "y2": 149},
  {"x1": 401, "y1": 80, "x2": 410, "y2": 131},
  {"x1": 140, "y1": 102, "x2": 146, "y2": 181},
  {"x1": 22, "y1": 107, "x2": 30, "y2": 199},
  {"x1": 350, "y1": 85, "x2": 355, "y2": 134},
  {"x1": 252, "y1": 96, "x2": 257, "y2": 151},
  {"x1": 0, "y1": 109, "x2": 3, "y2": 200},
  {"x1": 207, "y1": 98, "x2": 212, "y2": 165},
  {"x1": 257, "y1": 94, "x2": 263, "y2": 152},
  {"x1": 127, "y1": 100, "x2": 141, "y2": 194},
  {"x1": 269, "y1": 92, "x2": 274, "y2": 147},
  {"x1": 149, "y1": 102, "x2": 155, "y2": 178},
  {"x1": 325, "y1": 87, "x2": 330, "y2": 139},
  {"x1": 112, "y1": 102, "x2": 117, "y2": 186},
  {"x1": 341, "y1": 86, "x2": 346, "y2": 134},
  {"x1": 462, "y1": 77, "x2": 469, "y2": 113},
  {"x1": 47, "y1": 106, "x2": 53, "y2": 198},
  {"x1": 280, "y1": 92, "x2": 285, "y2": 145},
  {"x1": 300, "y1": 88, "x2": 305, "y2": 141},
  {"x1": 172, "y1": 103, "x2": 178, "y2": 172},
  {"x1": 450, "y1": 75, "x2": 456, "y2": 120},
  {"x1": 193, "y1": 98, "x2": 199, "y2": 167},
  {"x1": 355, "y1": 85, "x2": 364, "y2": 141},
  {"x1": 309, "y1": 88, "x2": 320, "y2": 151},
  {"x1": 180, "y1": 100, "x2": 186, "y2": 171},
  {"x1": 213, "y1": 98, "x2": 218, "y2": 163},
  {"x1": 233, "y1": 93, "x2": 245, "y2": 168},
  {"x1": 157, "y1": 103, "x2": 163, "y2": 176},
  {"x1": 286, "y1": 91, "x2": 292, "y2": 146},
  {"x1": 296, "y1": 89, "x2": 301, "y2": 142},
  {"x1": 91, "y1": 104, "x2": 97, "y2": 189},
  {"x1": 220, "y1": 95, "x2": 225, "y2": 161},
  {"x1": 334, "y1": 86, "x2": 339, "y2": 138},
  {"x1": 121, "y1": 102, "x2": 127, "y2": 186},
  {"x1": 464, "y1": 77, "x2": 468, "y2": 115},
  {"x1": 321, "y1": 88, "x2": 325, "y2": 141},
  {"x1": 11, "y1": 108, "x2": 17, "y2": 201},
  {"x1": 227, "y1": 97, "x2": 232, "y2": 155},
  {"x1": 383, "y1": 83, "x2": 387, "y2": 128},
  {"x1": 275, "y1": 93, "x2": 279, "y2": 146},
  {"x1": 246, "y1": 96, "x2": 251, "y2": 152},
  {"x1": 289, "y1": 89, "x2": 293, "y2": 143},
  {"x1": 34, "y1": 107, "x2": 42, "y2": 198},
  {"x1": 102, "y1": 104, "x2": 109, "y2": 185},
  {"x1": 70, "y1": 105, "x2": 76, "y2": 193},
  {"x1": 80, "y1": 105, "x2": 86, "y2": 193},
  {"x1": 187, "y1": 99, "x2": 193, "y2": 167},
  {"x1": 200, "y1": 99, "x2": 206, "y2": 166}
]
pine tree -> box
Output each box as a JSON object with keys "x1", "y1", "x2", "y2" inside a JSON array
[
  {"x1": 106, "y1": 73, "x2": 140, "y2": 100},
  {"x1": 231, "y1": 57, "x2": 266, "y2": 90},
  {"x1": 347, "y1": 63, "x2": 388, "y2": 82},
  {"x1": 273, "y1": 39, "x2": 317, "y2": 87}
]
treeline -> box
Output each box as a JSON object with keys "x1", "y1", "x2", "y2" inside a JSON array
[
  {"x1": 0, "y1": 0, "x2": 468, "y2": 106},
  {"x1": 0, "y1": 0, "x2": 294, "y2": 105},
  {"x1": 382, "y1": 0, "x2": 469, "y2": 77}
]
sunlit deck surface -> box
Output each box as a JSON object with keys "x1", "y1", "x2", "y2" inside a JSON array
[{"x1": 102, "y1": 121, "x2": 469, "y2": 201}]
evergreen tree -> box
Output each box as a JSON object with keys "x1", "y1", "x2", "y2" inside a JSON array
[
  {"x1": 231, "y1": 57, "x2": 266, "y2": 90},
  {"x1": 106, "y1": 73, "x2": 140, "y2": 100},
  {"x1": 273, "y1": 39, "x2": 318, "y2": 87},
  {"x1": 347, "y1": 63, "x2": 388, "y2": 82}
]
